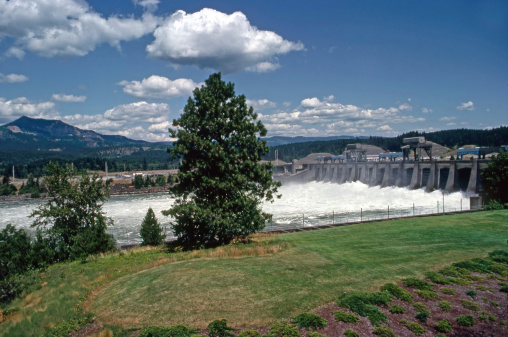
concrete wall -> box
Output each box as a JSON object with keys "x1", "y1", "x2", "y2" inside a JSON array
[{"x1": 276, "y1": 160, "x2": 488, "y2": 193}]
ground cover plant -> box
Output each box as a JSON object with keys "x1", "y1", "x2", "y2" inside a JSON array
[{"x1": 0, "y1": 210, "x2": 507, "y2": 336}]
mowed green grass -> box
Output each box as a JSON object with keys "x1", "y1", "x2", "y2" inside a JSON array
[{"x1": 91, "y1": 210, "x2": 508, "y2": 328}]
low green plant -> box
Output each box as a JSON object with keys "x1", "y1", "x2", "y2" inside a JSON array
[
  {"x1": 332, "y1": 310, "x2": 360, "y2": 324},
  {"x1": 268, "y1": 322, "x2": 301, "y2": 337},
  {"x1": 501, "y1": 320, "x2": 507, "y2": 325},
  {"x1": 292, "y1": 313, "x2": 327, "y2": 331},
  {"x1": 441, "y1": 287, "x2": 456, "y2": 295},
  {"x1": 388, "y1": 305, "x2": 405, "y2": 314},
  {"x1": 452, "y1": 278, "x2": 473, "y2": 286},
  {"x1": 412, "y1": 302, "x2": 429, "y2": 314},
  {"x1": 499, "y1": 285, "x2": 508, "y2": 293},
  {"x1": 486, "y1": 274, "x2": 505, "y2": 281},
  {"x1": 484, "y1": 200, "x2": 504, "y2": 210},
  {"x1": 465, "y1": 289, "x2": 476, "y2": 299},
  {"x1": 307, "y1": 333, "x2": 326, "y2": 337},
  {"x1": 461, "y1": 299, "x2": 480, "y2": 311},
  {"x1": 456, "y1": 315, "x2": 475, "y2": 327},
  {"x1": 415, "y1": 312, "x2": 429, "y2": 322},
  {"x1": 461, "y1": 274, "x2": 484, "y2": 282},
  {"x1": 475, "y1": 285, "x2": 492, "y2": 292},
  {"x1": 337, "y1": 292, "x2": 387, "y2": 326},
  {"x1": 238, "y1": 331, "x2": 262, "y2": 337},
  {"x1": 438, "y1": 301, "x2": 451, "y2": 311},
  {"x1": 478, "y1": 310, "x2": 497, "y2": 323},
  {"x1": 138, "y1": 324, "x2": 200, "y2": 337},
  {"x1": 453, "y1": 258, "x2": 494, "y2": 274},
  {"x1": 434, "y1": 320, "x2": 452, "y2": 333},
  {"x1": 415, "y1": 289, "x2": 440, "y2": 299},
  {"x1": 488, "y1": 250, "x2": 508, "y2": 264},
  {"x1": 400, "y1": 320, "x2": 425, "y2": 336},
  {"x1": 488, "y1": 300, "x2": 499, "y2": 307},
  {"x1": 402, "y1": 277, "x2": 432, "y2": 290},
  {"x1": 425, "y1": 271, "x2": 452, "y2": 285},
  {"x1": 372, "y1": 327, "x2": 395, "y2": 337},
  {"x1": 436, "y1": 335, "x2": 446, "y2": 337},
  {"x1": 490, "y1": 264, "x2": 508, "y2": 276},
  {"x1": 208, "y1": 319, "x2": 235, "y2": 337},
  {"x1": 343, "y1": 330, "x2": 358, "y2": 337},
  {"x1": 380, "y1": 283, "x2": 413, "y2": 302}
]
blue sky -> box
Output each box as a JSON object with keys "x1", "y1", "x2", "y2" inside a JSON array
[{"x1": 0, "y1": 0, "x2": 506, "y2": 141}]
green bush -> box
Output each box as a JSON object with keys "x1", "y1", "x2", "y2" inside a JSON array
[
  {"x1": 500, "y1": 285, "x2": 508, "y2": 293},
  {"x1": 456, "y1": 315, "x2": 475, "y2": 327},
  {"x1": 208, "y1": 319, "x2": 235, "y2": 337},
  {"x1": 452, "y1": 258, "x2": 494, "y2": 273},
  {"x1": 439, "y1": 266, "x2": 469, "y2": 277},
  {"x1": 484, "y1": 200, "x2": 504, "y2": 210},
  {"x1": 337, "y1": 292, "x2": 387, "y2": 326},
  {"x1": 466, "y1": 289, "x2": 476, "y2": 299},
  {"x1": 268, "y1": 322, "x2": 301, "y2": 337},
  {"x1": 380, "y1": 283, "x2": 413, "y2": 302},
  {"x1": 488, "y1": 250, "x2": 508, "y2": 264},
  {"x1": 415, "y1": 312, "x2": 429, "y2": 322},
  {"x1": 415, "y1": 289, "x2": 440, "y2": 299},
  {"x1": 140, "y1": 208, "x2": 166, "y2": 246},
  {"x1": 478, "y1": 310, "x2": 497, "y2": 323},
  {"x1": 332, "y1": 310, "x2": 359, "y2": 324},
  {"x1": 441, "y1": 287, "x2": 456, "y2": 295},
  {"x1": 292, "y1": 313, "x2": 327, "y2": 331},
  {"x1": 0, "y1": 224, "x2": 32, "y2": 279},
  {"x1": 237, "y1": 330, "x2": 262, "y2": 337},
  {"x1": 461, "y1": 299, "x2": 480, "y2": 311},
  {"x1": 372, "y1": 327, "x2": 395, "y2": 337},
  {"x1": 400, "y1": 320, "x2": 425, "y2": 336},
  {"x1": 412, "y1": 302, "x2": 429, "y2": 314},
  {"x1": 402, "y1": 277, "x2": 432, "y2": 290},
  {"x1": 435, "y1": 320, "x2": 452, "y2": 333},
  {"x1": 307, "y1": 333, "x2": 326, "y2": 337},
  {"x1": 343, "y1": 330, "x2": 358, "y2": 337},
  {"x1": 138, "y1": 324, "x2": 200, "y2": 337},
  {"x1": 438, "y1": 301, "x2": 451, "y2": 311},
  {"x1": 388, "y1": 305, "x2": 405, "y2": 314},
  {"x1": 425, "y1": 271, "x2": 452, "y2": 285}
]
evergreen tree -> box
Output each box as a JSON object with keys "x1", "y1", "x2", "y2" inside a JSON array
[
  {"x1": 482, "y1": 151, "x2": 508, "y2": 203},
  {"x1": 164, "y1": 73, "x2": 280, "y2": 248},
  {"x1": 140, "y1": 208, "x2": 165, "y2": 246}
]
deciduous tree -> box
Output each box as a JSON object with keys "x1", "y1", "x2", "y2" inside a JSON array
[
  {"x1": 164, "y1": 73, "x2": 280, "y2": 248},
  {"x1": 482, "y1": 151, "x2": 508, "y2": 204}
]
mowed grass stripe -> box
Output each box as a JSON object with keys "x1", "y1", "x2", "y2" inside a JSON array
[{"x1": 91, "y1": 211, "x2": 508, "y2": 328}]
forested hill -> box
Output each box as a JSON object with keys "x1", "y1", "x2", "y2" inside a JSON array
[{"x1": 264, "y1": 126, "x2": 508, "y2": 162}]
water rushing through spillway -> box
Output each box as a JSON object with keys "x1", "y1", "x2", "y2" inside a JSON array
[{"x1": 0, "y1": 182, "x2": 469, "y2": 245}]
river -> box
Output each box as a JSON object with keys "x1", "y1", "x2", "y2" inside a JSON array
[{"x1": 0, "y1": 182, "x2": 469, "y2": 245}]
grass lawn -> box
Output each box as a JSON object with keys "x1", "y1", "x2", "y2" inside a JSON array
[{"x1": 1, "y1": 210, "x2": 507, "y2": 335}]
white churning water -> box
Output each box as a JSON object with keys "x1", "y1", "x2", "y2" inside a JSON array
[{"x1": 0, "y1": 182, "x2": 469, "y2": 245}]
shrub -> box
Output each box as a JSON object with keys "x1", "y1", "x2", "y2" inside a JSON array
[
  {"x1": 388, "y1": 305, "x2": 405, "y2": 314},
  {"x1": 208, "y1": 319, "x2": 235, "y2": 337},
  {"x1": 484, "y1": 200, "x2": 504, "y2": 210},
  {"x1": 425, "y1": 271, "x2": 452, "y2": 285},
  {"x1": 465, "y1": 289, "x2": 476, "y2": 299},
  {"x1": 456, "y1": 315, "x2": 475, "y2": 327},
  {"x1": 372, "y1": 327, "x2": 395, "y2": 337},
  {"x1": 415, "y1": 312, "x2": 429, "y2": 322},
  {"x1": 499, "y1": 285, "x2": 508, "y2": 293},
  {"x1": 400, "y1": 320, "x2": 425, "y2": 336},
  {"x1": 368, "y1": 291, "x2": 392, "y2": 306},
  {"x1": 0, "y1": 224, "x2": 32, "y2": 279},
  {"x1": 441, "y1": 287, "x2": 456, "y2": 295},
  {"x1": 337, "y1": 292, "x2": 387, "y2": 326},
  {"x1": 435, "y1": 320, "x2": 452, "y2": 333},
  {"x1": 138, "y1": 324, "x2": 200, "y2": 337},
  {"x1": 478, "y1": 311, "x2": 497, "y2": 323},
  {"x1": 307, "y1": 333, "x2": 326, "y2": 337},
  {"x1": 490, "y1": 264, "x2": 508, "y2": 276},
  {"x1": 412, "y1": 302, "x2": 429, "y2": 314},
  {"x1": 438, "y1": 301, "x2": 451, "y2": 311},
  {"x1": 332, "y1": 310, "x2": 359, "y2": 324},
  {"x1": 238, "y1": 331, "x2": 262, "y2": 337},
  {"x1": 461, "y1": 299, "x2": 480, "y2": 311},
  {"x1": 292, "y1": 313, "x2": 327, "y2": 331},
  {"x1": 488, "y1": 250, "x2": 508, "y2": 264},
  {"x1": 140, "y1": 208, "x2": 166, "y2": 246},
  {"x1": 452, "y1": 258, "x2": 494, "y2": 273},
  {"x1": 415, "y1": 289, "x2": 440, "y2": 300},
  {"x1": 475, "y1": 285, "x2": 492, "y2": 292},
  {"x1": 402, "y1": 277, "x2": 432, "y2": 290},
  {"x1": 380, "y1": 283, "x2": 413, "y2": 302},
  {"x1": 343, "y1": 330, "x2": 358, "y2": 337},
  {"x1": 439, "y1": 266, "x2": 469, "y2": 277},
  {"x1": 268, "y1": 322, "x2": 301, "y2": 337}
]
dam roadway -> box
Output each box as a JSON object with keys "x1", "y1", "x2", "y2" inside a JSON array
[{"x1": 274, "y1": 159, "x2": 489, "y2": 194}]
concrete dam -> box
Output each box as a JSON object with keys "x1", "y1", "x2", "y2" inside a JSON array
[{"x1": 274, "y1": 159, "x2": 488, "y2": 194}]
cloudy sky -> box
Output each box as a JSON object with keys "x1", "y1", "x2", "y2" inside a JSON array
[{"x1": 0, "y1": 0, "x2": 506, "y2": 141}]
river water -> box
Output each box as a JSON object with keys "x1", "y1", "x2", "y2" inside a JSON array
[{"x1": 0, "y1": 182, "x2": 469, "y2": 245}]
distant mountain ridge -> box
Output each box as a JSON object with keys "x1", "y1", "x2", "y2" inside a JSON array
[
  {"x1": 0, "y1": 116, "x2": 158, "y2": 152},
  {"x1": 262, "y1": 135, "x2": 369, "y2": 147}
]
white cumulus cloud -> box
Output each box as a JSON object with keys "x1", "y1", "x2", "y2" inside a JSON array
[
  {"x1": 0, "y1": 73, "x2": 29, "y2": 83},
  {"x1": 0, "y1": 97, "x2": 57, "y2": 123},
  {"x1": 246, "y1": 99, "x2": 276, "y2": 111},
  {"x1": 118, "y1": 75, "x2": 200, "y2": 100},
  {"x1": 456, "y1": 101, "x2": 475, "y2": 111},
  {"x1": 146, "y1": 8, "x2": 304, "y2": 73},
  {"x1": 0, "y1": 0, "x2": 160, "y2": 58},
  {"x1": 103, "y1": 101, "x2": 169, "y2": 123},
  {"x1": 52, "y1": 93, "x2": 86, "y2": 102}
]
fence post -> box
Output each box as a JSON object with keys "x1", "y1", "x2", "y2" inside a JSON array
[
  {"x1": 413, "y1": 203, "x2": 415, "y2": 216},
  {"x1": 361, "y1": 208, "x2": 363, "y2": 222},
  {"x1": 388, "y1": 206, "x2": 390, "y2": 219},
  {"x1": 333, "y1": 210, "x2": 335, "y2": 224}
]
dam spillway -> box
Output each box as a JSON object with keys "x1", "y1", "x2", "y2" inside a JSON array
[{"x1": 274, "y1": 159, "x2": 488, "y2": 194}]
